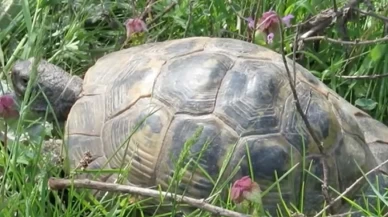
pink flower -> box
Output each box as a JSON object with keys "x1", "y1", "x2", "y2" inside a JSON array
[
  {"x1": 124, "y1": 18, "x2": 148, "y2": 38},
  {"x1": 231, "y1": 176, "x2": 255, "y2": 203},
  {"x1": 245, "y1": 11, "x2": 294, "y2": 44},
  {"x1": 0, "y1": 93, "x2": 19, "y2": 120}
]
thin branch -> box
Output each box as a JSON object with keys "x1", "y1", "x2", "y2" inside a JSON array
[
  {"x1": 277, "y1": 15, "x2": 334, "y2": 214},
  {"x1": 183, "y1": 0, "x2": 193, "y2": 38},
  {"x1": 329, "y1": 211, "x2": 362, "y2": 217},
  {"x1": 140, "y1": 0, "x2": 156, "y2": 21},
  {"x1": 337, "y1": 73, "x2": 388, "y2": 80},
  {"x1": 313, "y1": 158, "x2": 388, "y2": 217},
  {"x1": 352, "y1": 7, "x2": 388, "y2": 22},
  {"x1": 297, "y1": 7, "x2": 349, "y2": 39},
  {"x1": 48, "y1": 178, "x2": 250, "y2": 217},
  {"x1": 345, "y1": 0, "x2": 365, "y2": 8},
  {"x1": 297, "y1": 3, "x2": 388, "y2": 43},
  {"x1": 277, "y1": 18, "x2": 324, "y2": 168},
  {"x1": 147, "y1": 1, "x2": 177, "y2": 26},
  {"x1": 250, "y1": 3, "x2": 261, "y2": 43},
  {"x1": 345, "y1": 0, "x2": 374, "y2": 10},
  {"x1": 364, "y1": 0, "x2": 375, "y2": 11},
  {"x1": 336, "y1": 2, "x2": 352, "y2": 83},
  {"x1": 292, "y1": 25, "x2": 299, "y2": 87},
  {"x1": 283, "y1": 3, "x2": 388, "y2": 215},
  {"x1": 302, "y1": 35, "x2": 388, "y2": 45}
]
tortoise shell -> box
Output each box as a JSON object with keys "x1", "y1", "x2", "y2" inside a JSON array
[{"x1": 64, "y1": 37, "x2": 380, "y2": 214}]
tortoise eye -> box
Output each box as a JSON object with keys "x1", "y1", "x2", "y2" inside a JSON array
[{"x1": 20, "y1": 77, "x2": 29, "y2": 87}]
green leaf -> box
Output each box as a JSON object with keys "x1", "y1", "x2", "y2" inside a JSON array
[
  {"x1": 355, "y1": 98, "x2": 378, "y2": 111},
  {"x1": 243, "y1": 184, "x2": 261, "y2": 204},
  {"x1": 370, "y1": 44, "x2": 386, "y2": 62},
  {"x1": 16, "y1": 155, "x2": 30, "y2": 165},
  {"x1": 296, "y1": 1, "x2": 316, "y2": 14},
  {"x1": 0, "y1": 41, "x2": 4, "y2": 67}
]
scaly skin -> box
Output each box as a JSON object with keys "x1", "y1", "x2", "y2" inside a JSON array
[{"x1": 11, "y1": 58, "x2": 83, "y2": 122}]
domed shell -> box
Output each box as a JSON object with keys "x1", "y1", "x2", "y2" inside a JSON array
[{"x1": 64, "y1": 37, "x2": 375, "y2": 214}]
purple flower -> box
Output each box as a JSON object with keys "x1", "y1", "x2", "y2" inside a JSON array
[
  {"x1": 124, "y1": 18, "x2": 148, "y2": 38},
  {"x1": 281, "y1": 14, "x2": 294, "y2": 27},
  {"x1": 245, "y1": 11, "x2": 294, "y2": 44},
  {"x1": 0, "y1": 93, "x2": 19, "y2": 120},
  {"x1": 245, "y1": 17, "x2": 255, "y2": 29}
]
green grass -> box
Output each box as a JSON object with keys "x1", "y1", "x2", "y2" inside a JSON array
[{"x1": 0, "y1": 0, "x2": 388, "y2": 216}]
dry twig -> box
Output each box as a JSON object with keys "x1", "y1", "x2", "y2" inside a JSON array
[
  {"x1": 335, "y1": 1, "x2": 352, "y2": 79},
  {"x1": 278, "y1": 23, "x2": 322, "y2": 152},
  {"x1": 147, "y1": 2, "x2": 177, "y2": 26},
  {"x1": 277, "y1": 16, "x2": 334, "y2": 214},
  {"x1": 298, "y1": 8, "x2": 347, "y2": 40},
  {"x1": 337, "y1": 73, "x2": 388, "y2": 80},
  {"x1": 345, "y1": 0, "x2": 374, "y2": 11},
  {"x1": 313, "y1": 158, "x2": 388, "y2": 217},
  {"x1": 296, "y1": 8, "x2": 342, "y2": 60},
  {"x1": 48, "y1": 178, "x2": 250, "y2": 217},
  {"x1": 302, "y1": 35, "x2": 388, "y2": 45},
  {"x1": 283, "y1": 1, "x2": 388, "y2": 214},
  {"x1": 296, "y1": 0, "x2": 388, "y2": 65},
  {"x1": 140, "y1": 0, "x2": 156, "y2": 21},
  {"x1": 183, "y1": 0, "x2": 193, "y2": 38},
  {"x1": 352, "y1": 7, "x2": 388, "y2": 22}
]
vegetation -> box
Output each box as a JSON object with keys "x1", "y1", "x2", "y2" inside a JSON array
[{"x1": 0, "y1": 0, "x2": 388, "y2": 216}]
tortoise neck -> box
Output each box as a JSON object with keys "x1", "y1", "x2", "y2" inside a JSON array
[{"x1": 51, "y1": 75, "x2": 83, "y2": 122}]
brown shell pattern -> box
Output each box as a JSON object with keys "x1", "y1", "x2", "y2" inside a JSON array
[{"x1": 64, "y1": 37, "x2": 375, "y2": 213}]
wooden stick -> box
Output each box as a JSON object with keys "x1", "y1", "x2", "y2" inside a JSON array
[{"x1": 48, "y1": 177, "x2": 250, "y2": 217}]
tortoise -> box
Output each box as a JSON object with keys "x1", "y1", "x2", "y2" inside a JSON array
[{"x1": 9, "y1": 37, "x2": 388, "y2": 215}]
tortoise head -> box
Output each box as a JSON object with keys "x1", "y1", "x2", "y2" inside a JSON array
[{"x1": 11, "y1": 58, "x2": 83, "y2": 122}]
